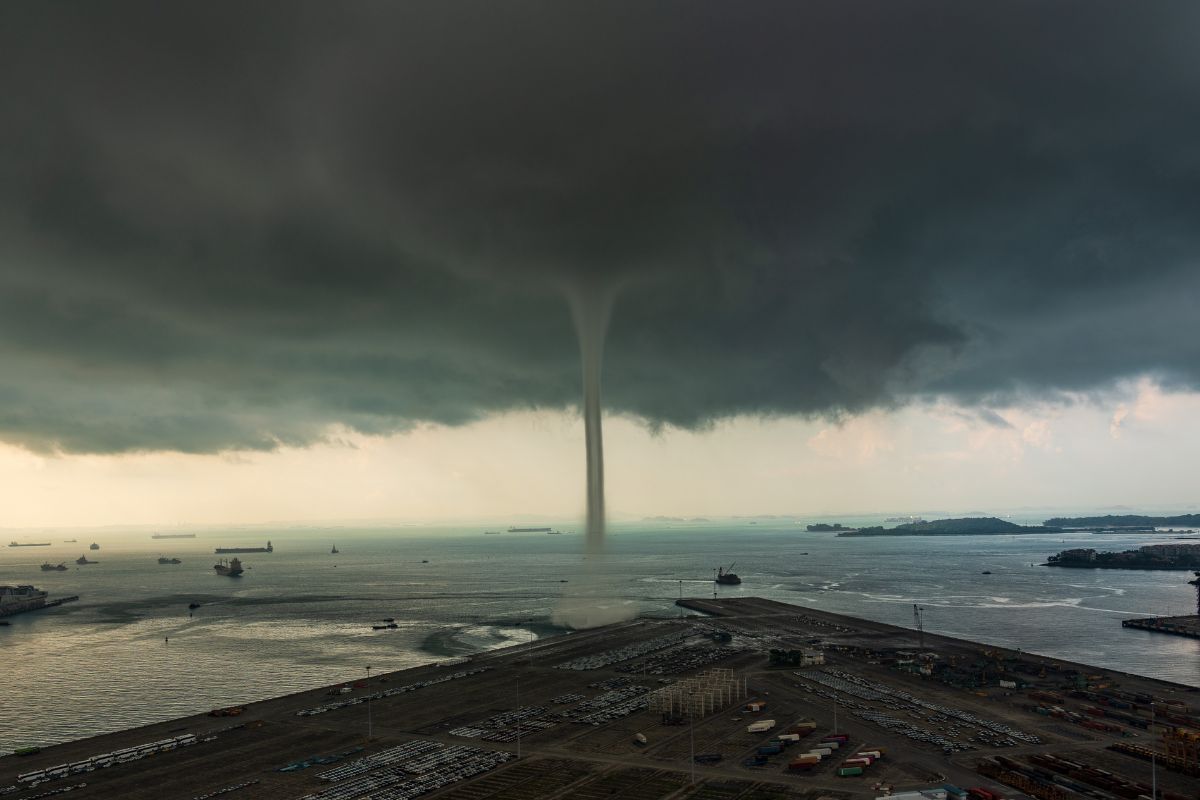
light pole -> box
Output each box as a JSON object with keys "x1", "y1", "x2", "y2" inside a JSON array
[
  {"x1": 1150, "y1": 705, "x2": 1157, "y2": 800},
  {"x1": 366, "y1": 665, "x2": 372, "y2": 742},
  {"x1": 688, "y1": 689, "x2": 696, "y2": 784},
  {"x1": 527, "y1": 621, "x2": 534, "y2": 665},
  {"x1": 515, "y1": 674, "x2": 522, "y2": 759}
]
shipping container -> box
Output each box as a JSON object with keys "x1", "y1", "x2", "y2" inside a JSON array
[{"x1": 838, "y1": 766, "x2": 864, "y2": 776}]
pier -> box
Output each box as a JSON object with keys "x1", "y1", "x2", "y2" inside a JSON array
[{"x1": 3, "y1": 598, "x2": 1197, "y2": 800}]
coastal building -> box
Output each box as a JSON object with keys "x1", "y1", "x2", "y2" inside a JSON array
[{"x1": 1050, "y1": 548, "x2": 1096, "y2": 563}]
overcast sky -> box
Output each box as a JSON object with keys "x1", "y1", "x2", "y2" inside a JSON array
[{"x1": 1, "y1": 2, "x2": 1198, "y2": 527}]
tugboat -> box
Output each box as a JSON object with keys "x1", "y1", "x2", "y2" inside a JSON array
[
  {"x1": 89, "y1": 542, "x2": 100, "y2": 551},
  {"x1": 188, "y1": 602, "x2": 202, "y2": 610},
  {"x1": 214, "y1": 557, "x2": 244, "y2": 577},
  {"x1": 715, "y1": 564, "x2": 742, "y2": 585},
  {"x1": 331, "y1": 545, "x2": 339, "y2": 554},
  {"x1": 40, "y1": 562, "x2": 68, "y2": 572},
  {"x1": 75, "y1": 554, "x2": 97, "y2": 565},
  {"x1": 158, "y1": 556, "x2": 182, "y2": 564}
]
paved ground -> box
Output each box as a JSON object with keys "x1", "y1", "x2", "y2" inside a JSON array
[{"x1": 2, "y1": 598, "x2": 1196, "y2": 800}]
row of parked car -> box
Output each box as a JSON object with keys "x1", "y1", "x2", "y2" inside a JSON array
[
  {"x1": 300, "y1": 744, "x2": 513, "y2": 800},
  {"x1": 296, "y1": 667, "x2": 492, "y2": 717}
]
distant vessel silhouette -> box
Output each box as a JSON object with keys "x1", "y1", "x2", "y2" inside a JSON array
[
  {"x1": 214, "y1": 557, "x2": 244, "y2": 577},
  {"x1": 715, "y1": 564, "x2": 741, "y2": 585}
]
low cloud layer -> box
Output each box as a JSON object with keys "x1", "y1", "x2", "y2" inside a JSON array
[{"x1": 1, "y1": 1, "x2": 1198, "y2": 453}]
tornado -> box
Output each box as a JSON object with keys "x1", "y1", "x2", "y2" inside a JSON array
[
  {"x1": 553, "y1": 283, "x2": 635, "y2": 628},
  {"x1": 570, "y1": 285, "x2": 613, "y2": 555}
]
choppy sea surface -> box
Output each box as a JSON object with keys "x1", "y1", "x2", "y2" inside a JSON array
[{"x1": 2, "y1": 521, "x2": 1199, "y2": 753}]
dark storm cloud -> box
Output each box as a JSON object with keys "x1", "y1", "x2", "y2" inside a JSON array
[{"x1": 1, "y1": 1, "x2": 1198, "y2": 453}]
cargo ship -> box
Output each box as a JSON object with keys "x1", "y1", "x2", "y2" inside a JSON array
[
  {"x1": 158, "y1": 556, "x2": 182, "y2": 564},
  {"x1": 40, "y1": 562, "x2": 68, "y2": 572},
  {"x1": 715, "y1": 564, "x2": 742, "y2": 585},
  {"x1": 8, "y1": 541, "x2": 51, "y2": 547},
  {"x1": 214, "y1": 557, "x2": 244, "y2": 577},
  {"x1": 152, "y1": 533, "x2": 196, "y2": 539},
  {"x1": 507, "y1": 527, "x2": 552, "y2": 533},
  {"x1": 89, "y1": 542, "x2": 100, "y2": 550},
  {"x1": 214, "y1": 540, "x2": 272, "y2": 554},
  {"x1": 1, "y1": 585, "x2": 78, "y2": 617},
  {"x1": 75, "y1": 555, "x2": 98, "y2": 565},
  {"x1": 1, "y1": 585, "x2": 48, "y2": 616}
]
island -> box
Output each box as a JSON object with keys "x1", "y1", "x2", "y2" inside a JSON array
[
  {"x1": 805, "y1": 523, "x2": 853, "y2": 532},
  {"x1": 1044, "y1": 513, "x2": 1200, "y2": 529},
  {"x1": 1045, "y1": 543, "x2": 1200, "y2": 570},
  {"x1": 836, "y1": 516, "x2": 1061, "y2": 537}
]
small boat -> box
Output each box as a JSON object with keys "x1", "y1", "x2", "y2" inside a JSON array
[
  {"x1": 158, "y1": 556, "x2": 182, "y2": 564},
  {"x1": 421, "y1": 559, "x2": 429, "y2": 563},
  {"x1": 75, "y1": 555, "x2": 97, "y2": 565},
  {"x1": 483, "y1": 531, "x2": 502, "y2": 535},
  {"x1": 381, "y1": 617, "x2": 395, "y2": 622},
  {"x1": 331, "y1": 545, "x2": 339, "y2": 554},
  {"x1": 40, "y1": 562, "x2": 68, "y2": 572},
  {"x1": 188, "y1": 602, "x2": 202, "y2": 609},
  {"x1": 715, "y1": 564, "x2": 742, "y2": 585},
  {"x1": 372, "y1": 623, "x2": 399, "y2": 630},
  {"x1": 981, "y1": 570, "x2": 992, "y2": 575}
]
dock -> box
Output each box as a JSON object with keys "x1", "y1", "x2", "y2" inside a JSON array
[
  {"x1": 1121, "y1": 615, "x2": 1200, "y2": 639},
  {"x1": 3, "y1": 597, "x2": 1198, "y2": 800}
]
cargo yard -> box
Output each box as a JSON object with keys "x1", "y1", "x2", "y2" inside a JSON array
[{"x1": 2, "y1": 597, "x2": 1198, "y2": 800}]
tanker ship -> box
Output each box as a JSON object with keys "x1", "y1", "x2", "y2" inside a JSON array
[{"x1": 214, "y1": 540, "x2": 272, "y2": 554}]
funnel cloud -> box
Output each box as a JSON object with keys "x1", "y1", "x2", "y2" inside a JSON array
[{"x1": 1, "y1": 2, "x2": 1199, "y2": 455}]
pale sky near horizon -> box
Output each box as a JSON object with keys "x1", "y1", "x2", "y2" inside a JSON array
[{"x1": 2, "y1": 379, "x2": 1194, "y2": 530}]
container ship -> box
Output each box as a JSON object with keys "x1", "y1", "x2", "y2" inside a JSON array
[
  {"x1": 8, "y1": 541, "x2": 51, "y2": 547},
  {"x1": 152, "y1": 533, "x2": 196, "y2": 539},
  {"x1": 214, "y1": 557, "x2": 244, "y2": 576},
  {"x1": 507, "y1": 527, "x2": 552, "y2": 533},
  {"x1": 214, "y1": 540, "x2": 272, "y2": 554}
]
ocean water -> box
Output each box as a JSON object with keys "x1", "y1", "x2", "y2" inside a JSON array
[{"x1": 2, "y1": 522, "x2": 1198, "y2": 753}]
